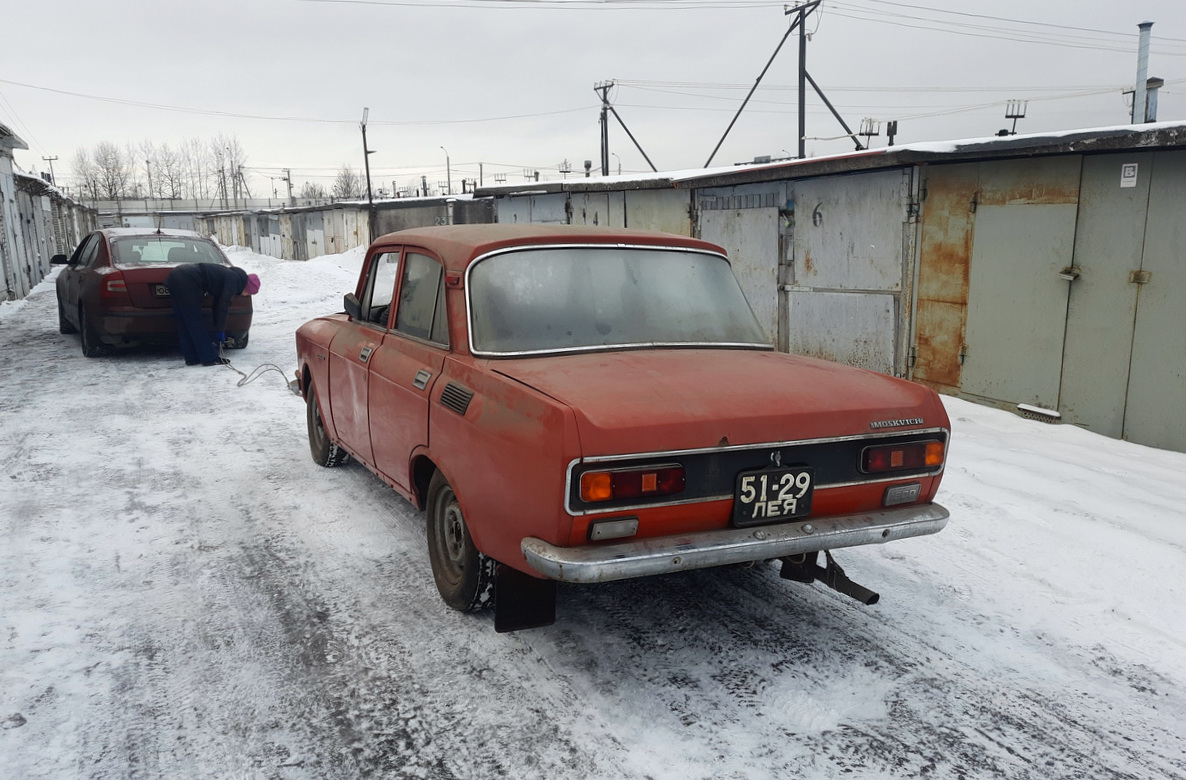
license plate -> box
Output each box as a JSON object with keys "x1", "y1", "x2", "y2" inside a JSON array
[
  {"x1": 732, "y1": 466, "x2": 814, "y2": 527},
  {"x1": 154, "y1": 284, "x2": 171, "y2": 297}
]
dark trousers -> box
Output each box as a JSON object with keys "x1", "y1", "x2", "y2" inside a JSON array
[{"x1": 170, "y1": 284, "x2": 216, "y2": 365}]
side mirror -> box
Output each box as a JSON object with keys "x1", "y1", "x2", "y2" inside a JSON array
[
  {"x1": 50, "y1": 254, "x2": 69, "y2": 265},
  {"x1": 343, "y1": 293, "x2": 362, "y2": 321}
]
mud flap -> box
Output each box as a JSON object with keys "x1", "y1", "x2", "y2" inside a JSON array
[
  {"x1": 494, "y1": 564, "x2": 556, "y2": 633},
  {"x1": 779, "y1": 550, "x2": 880, "y2": 605}
]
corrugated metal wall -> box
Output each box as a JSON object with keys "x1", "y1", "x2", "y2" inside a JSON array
[{"x1": 0, "y1": 167, "x2": 96, "y2": 302}]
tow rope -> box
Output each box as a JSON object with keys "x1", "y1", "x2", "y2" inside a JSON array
[{"x1": 216, "y1": 343, "x2": 293, "y2": 390}]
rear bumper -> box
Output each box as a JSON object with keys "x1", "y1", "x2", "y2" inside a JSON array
[
  {"x1": 521, "y1": 503, "x2": 948, "y2": 583},
  {"x1": 96, "y1": 308, "x2": 252, "y2": 344}
]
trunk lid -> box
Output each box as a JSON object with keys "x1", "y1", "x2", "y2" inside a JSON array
[{"x1": 492, "y1": 349, "x2": 946, "y2": 456}]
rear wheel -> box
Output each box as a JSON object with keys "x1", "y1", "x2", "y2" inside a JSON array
[
  {"x1": 426, "y1": 471, "x2": 496, "y2": 612},
  {"x1": 228, "y1": 333, "x2": 249, "y2": 349},
  {"x1": 79, "y1": 306, "x2": 106, "y2": 357},
  {"x1": 306, "y1": 387, "x2": 349, "y2": 467},
  {"x1": 58, "y1": 297, "x2": 77, "y2": 334}
]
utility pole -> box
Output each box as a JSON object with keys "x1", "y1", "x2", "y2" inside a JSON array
[
  {"x1": 596, "y1": 81, "x2": 613, "y2": 175},
  {"x1": 361, "y1": 107, "x2": 376, "y2": 241},
  {"x1": 440, "y1": 146, "x2": 451, "y2": 195},
  {"x1": 797, "y1": 2, "x2": 808, "y2": 159},
  {"x1": 41, "y1": 155, "x2": 58, "y2": 186},
  {"x1": 593, "y1": 80, "x2": 658, "y2": 173},
  {"x1": 283, "y1": 168, "x2": 294, "y2": 205},
  {"x1": 145, "y1": 158, "x2": 153, "y2": 200}
]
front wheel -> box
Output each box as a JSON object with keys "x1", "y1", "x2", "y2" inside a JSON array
[
  {"x1": 426, "y1": 471, "x2": 495, "y2": 612},
  {"x1": 306, "y1": 386, "x2": 349, "y2": 467}
]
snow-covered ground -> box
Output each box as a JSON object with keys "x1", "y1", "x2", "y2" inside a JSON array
[{"x1": 2, "y1": 246, "x2": 1185, "y2": 779}]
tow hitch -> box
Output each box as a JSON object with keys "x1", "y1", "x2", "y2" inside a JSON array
[{"x1": 779, "y1": 550, "x2": 880, "y2": 605}]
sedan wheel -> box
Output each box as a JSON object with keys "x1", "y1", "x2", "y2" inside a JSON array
[
  {"x1": 58, "y1": 298, "x2": 77, "y2": 334},
  {"x1": 306, "y1": 387, "x2": 349, "y2": 467},
  {"x1": 427, "y1": 471, "x2": 496, "y2": 612},
  {"x1": 79, "y1": 307, "x2": 106, "y2": 357}
]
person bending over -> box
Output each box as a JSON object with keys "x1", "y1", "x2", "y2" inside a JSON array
[{"x1": 165, "y1": 263, "x2": 261, "y2": 366}]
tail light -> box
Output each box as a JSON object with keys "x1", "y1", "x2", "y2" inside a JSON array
[
  {"x1": 861, "y1": 440, "x2": 944, "y2": 474},
  {"x1": 580, "y1": 465, "x2": 685, "y2": 503},
  {"x1": 99, "y1": 272, "x2": 128, "y2": 298}
]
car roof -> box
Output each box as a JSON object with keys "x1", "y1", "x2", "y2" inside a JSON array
[
  {"x1": 99, "y1": 228, "x2": 212, "y2": 241},
  {"x1": 370, "y1": 224, "x2": 728, "y2": 273}
]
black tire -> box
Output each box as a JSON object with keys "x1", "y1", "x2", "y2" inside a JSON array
[
  {"x1": 79, "y1": 306, "x2": 106, "y2": 357},
  {"x1": 306, "y1": 387, "x2": 349, "y2": 467},
  {"x1": 426, "y1": 470, "x2": 496, "y2": 612},
  {"x1": 58, "y1": 297, "x2": 77, "y2": 334}
]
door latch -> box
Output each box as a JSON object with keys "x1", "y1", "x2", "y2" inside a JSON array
[
  {"x1": 359, "y1": 346, "x2": 373, "y2": 363},
  {"x1": 1129, "y1": 270, "x2": 1152, "y2": 284},
  {"x1": 413, "y1": 369, "x2": 432, "y2": 390}
]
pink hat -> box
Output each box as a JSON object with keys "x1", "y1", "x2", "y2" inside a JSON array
[{"x1": 244, "y1": 273, "x2": 261, "y2": 295}]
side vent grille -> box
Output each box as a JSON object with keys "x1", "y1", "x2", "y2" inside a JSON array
[{"x1": 440, "y1": 382, "x2": 475, "y2": 416}]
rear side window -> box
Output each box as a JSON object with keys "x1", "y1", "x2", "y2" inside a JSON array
[{"x1": 395, "y1": 252, "x2": 447, "y2": 345}]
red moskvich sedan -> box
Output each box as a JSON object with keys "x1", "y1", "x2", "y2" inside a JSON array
[{"x1": 295, "y1": 224, "x2": 950, "y2": 631}]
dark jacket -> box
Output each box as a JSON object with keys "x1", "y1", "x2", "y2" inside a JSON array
[{"x1": 165, "y1": 263, "x2": 248, "y2": 333}]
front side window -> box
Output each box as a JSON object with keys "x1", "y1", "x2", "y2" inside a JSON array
[
  {"x1": 468, "y1": 246, "x2": 768, "y2": 355},
  {"x1": 363, "y1": 251, "x2": 401, "y2": 326},
  {"x1": 395, "y1": 252, "x2": 447, "y2": 345},
  {"x1": 111, "y1": 237, "x2": 225, "y2": 266}
]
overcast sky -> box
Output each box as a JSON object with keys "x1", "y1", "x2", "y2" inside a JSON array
[{"x1": 2, "y1": 0, "x2": 1183, "y2": 198}]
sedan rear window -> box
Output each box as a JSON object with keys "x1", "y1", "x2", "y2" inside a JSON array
[
  {"x1": 468, "y1": 246, "x2": 769, "y2": 355},
  {"x1": 111, "y1": 237, "x2": 226, "y2": 266}
]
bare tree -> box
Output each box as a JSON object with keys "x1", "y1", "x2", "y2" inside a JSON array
[
  {"x1": 332, "y1": 166, "x2": 362, "y2": 200},
  {"x1": 299, "y1": 181, "x2": 328, "y2": 200},
  {"x1": 70, "y1": 147, "x2": 100, "y2": 201},
  {"x1": 93, "y1": 141, "x2": 132, "y2": 199},
  {"x1": 158, "y1": 142, "x2": 184, "y2": 199}
]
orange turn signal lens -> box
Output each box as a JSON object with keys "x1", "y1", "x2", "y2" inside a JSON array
[{"x1": 580, "y1": 472, "x2": 613, "y2": 502}]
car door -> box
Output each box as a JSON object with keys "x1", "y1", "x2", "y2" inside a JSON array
[
  {"x1": 327, "y1": 248, "x2": 400, "y2": 466},
  {"x1": 59, "y1": 234, "x2": 100, "y2": 318},
  {"x1": 369, "y1": 250, "x2": 450, "y2": 491}
]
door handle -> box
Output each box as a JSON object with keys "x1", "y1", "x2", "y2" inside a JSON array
[
  {"x1": 413, "y1": 369, "x2": 432, "y2": 390},
  {"x1": 359, "y1": 346, "x2": 373, "y2": 363}
]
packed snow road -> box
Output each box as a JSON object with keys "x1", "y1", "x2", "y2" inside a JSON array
[{"x1": 3, "y1": 246, "x2": 1185, "y2": 779}]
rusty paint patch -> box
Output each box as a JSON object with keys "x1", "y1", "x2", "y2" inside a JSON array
[
  {"x1": 803, "y1": 250, "x2": 815, "y2": 277},
  {"x1": 912, "y1": 164, "x2": 978, "y2": 390}
]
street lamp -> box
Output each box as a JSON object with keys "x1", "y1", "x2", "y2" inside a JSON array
[
  {"x1": 611, "y1": 152, "x2": 621, "y2": 176},
  {"x1": 440, "y1": 146, "x2": 451, "y2": 195}
]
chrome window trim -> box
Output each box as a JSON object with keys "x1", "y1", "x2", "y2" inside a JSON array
[
  {"x1": 563, "y1": 427, "x2": 949, "y2": 516},
  {"x1": 464, "y1": 243, "x2": 769, "y2": 358}
]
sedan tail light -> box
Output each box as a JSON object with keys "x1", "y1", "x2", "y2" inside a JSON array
[
  {"x1": 100, "y1": 272, "x2": 129, "y2": 299},
  {"x1": 580, "y1": 465, "x2": 685, "y2": 503},
  {"x1": 861, "y1": 440, "x2": 944, "y2": 474}
]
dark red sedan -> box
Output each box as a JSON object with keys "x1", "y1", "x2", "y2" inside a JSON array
[{"x1": 53, "y1": 228, "x2": 253, "y2": 357}]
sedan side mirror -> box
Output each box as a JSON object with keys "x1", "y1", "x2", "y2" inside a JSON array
[
  {"x1": 50, "y1": 254, "x2": 70, "y2": 265},
  {"x1": 343, "y1": 293, "x2": 362, "y2": 321}
]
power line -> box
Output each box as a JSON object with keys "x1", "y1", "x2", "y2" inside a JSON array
[{"x1": 0, "y1": 77, "x2": 594, "y2": 126}]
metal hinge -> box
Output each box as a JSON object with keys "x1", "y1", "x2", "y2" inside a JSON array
[
  {"x1": 1129, "y1": 270, "x2": 1152, "y2": 284},
  {"x1": 909, "y1": 346, "x2": 917, "y2": 368},
  {"x1": 958, "y1": 344, "x2": 968, "y2": 365}
]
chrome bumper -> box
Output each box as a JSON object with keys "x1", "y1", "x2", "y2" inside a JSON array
[{"x1": 521, "y1": 503, "x2": 948, "y2": 583}]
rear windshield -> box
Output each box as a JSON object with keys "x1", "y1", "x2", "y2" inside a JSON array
[
  {"x1": 111, "y1": 237, "x2": 226, "y2": 266},
  {"x1": 468, "y1": 245, "x2": 769, "y2": 355}
]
